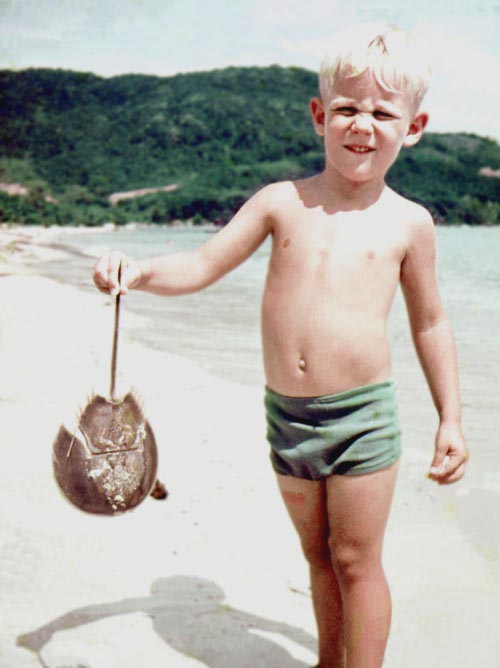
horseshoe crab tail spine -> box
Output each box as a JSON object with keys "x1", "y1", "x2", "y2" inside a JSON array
[{"x1": 110, "y1": 262, "x2": 121, "y2": 402}]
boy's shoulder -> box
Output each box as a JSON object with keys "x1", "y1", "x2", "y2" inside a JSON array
[
  {"x1": 249, "y1": 179, "x2": 304, "y2": 222},
  {"x1": 384, "y1": 189, "x2": 436, "y2": 256},
  {"x1": 254, "y1": 175, "x2": 328, "y2": 211},
  {"x1": 254, "y1": 179, "x2": 301, "y2": 205},
  {"x1": 385, "y1": 187, "x2": 434, "y2": 231}
]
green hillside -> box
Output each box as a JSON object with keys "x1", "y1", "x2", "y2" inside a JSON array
[{"x1": 1, "y1": 66, "x2": 499, "y2": 225}]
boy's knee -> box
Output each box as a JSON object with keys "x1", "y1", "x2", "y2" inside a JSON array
[
  {"x1": 329, "y1": 540, "x2": 380, "y2": 583},
  {"x1": 301, "y1": 537, "x2": 332, "y2": 571}
]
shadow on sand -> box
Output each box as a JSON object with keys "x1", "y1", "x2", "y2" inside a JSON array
[{"x1": 17, "y1": 575, "x2": 316, "y2": 668}]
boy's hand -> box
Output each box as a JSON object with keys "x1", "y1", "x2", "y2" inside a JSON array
[
  {"x1": 93, "y1": 251, "x2": 143, "y2": 296},
  {"x1": 428, "y1": 422, "x2": 468, "y2": 484}
]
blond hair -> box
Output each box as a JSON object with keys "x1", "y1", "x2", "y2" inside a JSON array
[{"x1": 319, "y1": 22, "x2": 431, "y2": 113}]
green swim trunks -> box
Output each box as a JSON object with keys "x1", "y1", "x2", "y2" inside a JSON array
[{"x1": 265, "y1": 381, "x2": 401, "y2": 479}]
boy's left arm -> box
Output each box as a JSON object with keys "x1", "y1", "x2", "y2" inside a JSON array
[{"x1": 400, "y1": 210, "x2": 469, "y2": 484}]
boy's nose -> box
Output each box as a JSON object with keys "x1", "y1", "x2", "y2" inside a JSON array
[{"x1": 351, "y1": 113, "x2": 372, "y2": 134}]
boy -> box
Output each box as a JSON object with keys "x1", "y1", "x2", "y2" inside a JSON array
[{"x1": 94, "y1": 23, "x2": 468, "y2": 668}]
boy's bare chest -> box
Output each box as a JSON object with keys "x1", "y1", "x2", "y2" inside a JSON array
[{"x1": 272, "y1": 212, "x2": 406, "y2": 276}]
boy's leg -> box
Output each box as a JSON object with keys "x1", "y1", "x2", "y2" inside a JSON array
[
  {"x1": 276, "y1": 474, "x2": 346, "y2": 668},
  {"x1": 325, "y1": 462, "x2": 398, "y2": 668}
]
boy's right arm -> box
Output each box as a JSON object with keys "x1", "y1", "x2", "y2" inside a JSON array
[{"x1": 93, "y1": 185, "x2": 276, "y2": 296}]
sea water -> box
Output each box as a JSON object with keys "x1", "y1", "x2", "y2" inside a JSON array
[
  {"x1": 37, "y1": 224, "x2": 500, "y2": 390},
  {"x1": 38, "y1": 226, "x2": 270, "y2": 385}
]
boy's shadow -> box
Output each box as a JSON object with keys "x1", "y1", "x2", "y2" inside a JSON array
[{"x1": 17, "y1": 575, "x2": 316, "y2": 668}]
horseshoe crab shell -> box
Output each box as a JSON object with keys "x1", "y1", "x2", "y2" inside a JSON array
[{"x1": 53, "y1": 392, "x2": 158, "y2": 515}]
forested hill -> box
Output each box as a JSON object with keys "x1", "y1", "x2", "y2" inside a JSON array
[{"x1": 1, "y1": 66, "x2": 500, "y2": 226}]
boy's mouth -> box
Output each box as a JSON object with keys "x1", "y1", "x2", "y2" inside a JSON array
[{"x1": 344, "y1": 144, "x2": 375, "y2": 154}]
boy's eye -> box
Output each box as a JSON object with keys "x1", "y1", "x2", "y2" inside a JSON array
[
  {"x1": 333, "y1": 107, "x2": 395, "y2": 120},
  {"x1": 373, "y1": 110, "x2": 394, "y2": 120},
  {"x1": 334, "y1": 106, "x2": 357, "y2": 116}
]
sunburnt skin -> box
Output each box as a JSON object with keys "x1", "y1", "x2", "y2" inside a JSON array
[{"x1": 261, "y1": 180, "x2": 407, "y2": 397}]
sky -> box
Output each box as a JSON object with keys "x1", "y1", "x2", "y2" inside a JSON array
[{"x1": 1, "y1": 0, "x2": 500, "y2": 141}]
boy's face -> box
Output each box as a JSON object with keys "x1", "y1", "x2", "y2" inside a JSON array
[{"x1": 311, "y1": 70, "x2": 427, "y2": 184}]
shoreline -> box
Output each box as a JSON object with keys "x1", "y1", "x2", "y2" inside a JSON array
[
  {"x1": 1, "y1": 229, "x2": 499, "y2": 667},
  {"x1": 0, "y1": 221, "x2": 222, "y2": 277},
  {"x1": 0, "y1": 220, "x2": 223, "y2": 238}
]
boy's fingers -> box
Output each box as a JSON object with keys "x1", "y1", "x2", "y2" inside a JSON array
[
  {"x1": 438, "y1": 462, "x2": 467, "y2": 485},
  {"x1": 429, "y1": 454, "x2": 449, "y2": 477},
  {"x1": 93, "y1": 252, "x2": 134, "y2": 295},
  {"x1": 121, "y1": 264, "x2": 142, "y2": 294},
  {"x1": 429, "y1": 447, "x2": 448, "y2": 474},
  {"x1": 429, "y1": 449, "x2": 468, "y2": 483},
  {"x1": 93, "y1": 256, "x2": 113, "y2": 292}
]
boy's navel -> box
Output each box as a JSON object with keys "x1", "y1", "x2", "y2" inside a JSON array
[
  {"x1": 283, "y1": 238, "x2": 291, "y2": 249},
  {"x1": 299, "y1": 358, "x2": 307, "y2": 372}
]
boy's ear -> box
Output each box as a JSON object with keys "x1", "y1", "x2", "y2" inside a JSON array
[
  {"x1": 310, "y1": 97, "x2": 326, "y2": 137},
  {"x1": 403, "y1": 112, "x2": 428, "y2": 148}
]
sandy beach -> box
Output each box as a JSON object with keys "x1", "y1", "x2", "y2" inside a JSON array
[{"x1": 1, "y1": 225, "x2": 499, "y2": 668}]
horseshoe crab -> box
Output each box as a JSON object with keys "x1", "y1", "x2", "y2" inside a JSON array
[{"x1": 52, "y1": 267, "x2": 164, "y2": 514}]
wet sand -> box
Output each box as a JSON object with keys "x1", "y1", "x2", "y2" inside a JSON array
[{"x1": 1, "y1": 226, "x2": 499, "y2": 668}]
